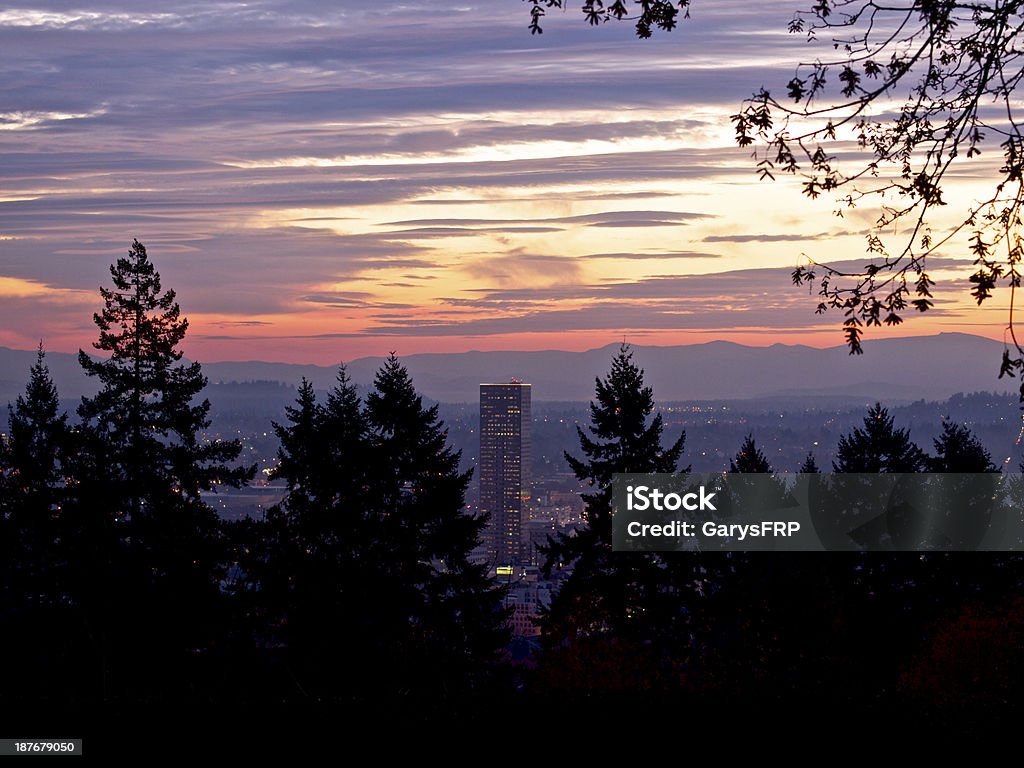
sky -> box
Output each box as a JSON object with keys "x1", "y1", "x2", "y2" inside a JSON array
[{"x1": 0, "y1": 0, "x2": 1012, "y2": 363}]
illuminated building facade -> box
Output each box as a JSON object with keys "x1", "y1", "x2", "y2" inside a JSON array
[{"x1": 479, "y1": 381, "x2": 531, "y2": 567}]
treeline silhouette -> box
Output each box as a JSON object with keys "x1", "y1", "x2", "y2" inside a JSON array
[
  {"x1": 2, "y1": 241, "x2": 1024, "y2": 729},
  {"x1": 538, "y1": 351, "x2": 1024, "y2": 712}
]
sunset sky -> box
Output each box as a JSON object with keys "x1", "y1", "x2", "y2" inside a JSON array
[{"x1": 0, "y1": 0, "x2": 1011, "y2": 363}]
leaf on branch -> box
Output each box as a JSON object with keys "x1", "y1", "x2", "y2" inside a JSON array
[
  {"x1": 913, "y1": 173, "x2": 945, "y2": 205},
  {"x1": 731, "y1": 114, "x2": 755, "y2": 147},
  {"x1": 969, "y1": 266, "x2": 1001, "y2": 304},
  {"x1": 527, "y1": 3, "x2": 547, "y2": 34},
  {"x1": 999, "y1": 349, "x2": 1018, "y2": 379},
  {"x1": 916, "y1": 272, "x2": 934, "y2": 297},
  {"x1": 839, "y1": 65, "x2": 860, "y2": 96},
  {"x1": 843, "y1": 320, "x2": 864, "y2": 355}
]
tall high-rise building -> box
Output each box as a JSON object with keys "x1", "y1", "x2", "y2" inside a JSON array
[{"x1": 479, "y1": 381, "x2": 531, "y2": 567}]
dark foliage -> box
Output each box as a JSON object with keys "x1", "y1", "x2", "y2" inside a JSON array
[
  {"x1": 833, "y1": 402, "x2": 927, "y2": 472},
  {"x1": 538, "y1": 345, "x2": 693, "y2": 689},
  {"x1": 248, "y1": 357, "x2": 509, "y2": 703},
  {"x1": 4, "y1": 243, "x2": 1024, "y2": 722},
  {"x1": 524, "y1": 0, "x2": 690, "y2": 38},
  {"x1": 0, "y1": 347, "x2": 76, "y2": 701},
  {"x1": 798, "y1": 452, "x2": 820, "y2": 473},
  {"x1": 729, "y1": 434, "x2": 773, "y2": 473},
  {"x1": 50, "y1": 240, "x2": 250, "y2": 702},
  {"x1": 929, "y1": 420, "x2": 1000, "y2": 472}
]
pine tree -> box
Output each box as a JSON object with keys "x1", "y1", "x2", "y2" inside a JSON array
[
  {"x1": 322, "y1": 365, "x2": 370, "y2": 512},
  {"x1": 1, "y1": 346, "x2": 71, "y2": 590},
  {"x1": 78, "y1": 240, "x2": 250, "y2": 520},
  {"x1": 259, "y1": 369, "x2": 376, "y2": 695},
  {"x1": 270, "y1": 378, "x2": 327, "y2": 510},
  {"x1": 918, "y1": 421, "x2": 1004, "y2": 607},
  {"x1": 261, "y1": 377, "x2": 331, "y2": 692},
  {"x1": 929, "y1": 420, "x2": 999, "y2": 472},
  {"x1": 74, "y1": 239, "x2": 252, "y2": 697},
  {"x1": 268, "y1": 370, "x2": 371, "y2": 540},
  {"x1": 833, "y1": 403, "x2": 926, "y2": 472},
  {"x1": 726, "y1": 434, "x2": 787, "y2": 512},
  {"x1": 827, "y1": 404, "x2": 925, "y2": 553},
  {"x1": 826, "y1": 403, "x2": 936, "y2": 688},
  {"x1": 799, "y1": 453, "x2": 820, "y2": 473},
  {"x1": 716, "y1": 433, "x2": 802, "y2": 691},
  {"x1": 0, "y1": 347, "x2": 74, "y2": 697},
  {"x1": 1, "y1": 345, "x2": 70, "y2": 598},
  {"x1": 258, "y1": 360, "x2": 506, "y2": 701},
  {"x1": 729, "y1": 434, "x2": 773, "y2": 473},
  {"x1": 539, "y1": 345, "x2": 689, "y2": 688},
  {"x1": 2, "y1": 346, "x2": 69, "y2": 511},
  {"x1": 363, "y1": 354, "x2": 508, "y2": 696}
]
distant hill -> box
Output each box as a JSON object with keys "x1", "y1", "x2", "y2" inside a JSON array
[{"x1": 0, "y1": 333, "x2": 1014, "y2": 404}]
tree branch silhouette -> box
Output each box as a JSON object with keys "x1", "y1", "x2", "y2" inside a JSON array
[{"x1": 524, "y1": 0, "x2": 1024, "y2": 398}]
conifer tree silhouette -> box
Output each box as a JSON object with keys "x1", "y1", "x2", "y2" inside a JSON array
[
  {"x1": 0, "y1": 347, "x2": 74, "y2": 699},
  {"x1": 1, "y1": 346, "x2": 70, "y2": 604},
  {"x1": 261, "y1": 370, "x2": 376, "y2": 696},
  {"x1": 365, "y1": 354, "x2": 508, "y2": 696},
  {"x1": 263, "y1": 356, "x2": 508, "y2": 701},
  {"x1": 539, "y1": 345, "x2": 691, "y2": 689},
  {"x1": 833, "y1": 403, "x2": 926, "y2": 473},
  {"x1": 729, "y1": 434, "x2": 773, "y2": 473},
  {"x1": 73, "y1": 239, "x2": 252, "y2": 699},
  {"x1": 798, "y1": 453, "x2": 820, "y2": 473},
  {"x1": 928, "y1": 420, "x2": 998, "y2": 473}
]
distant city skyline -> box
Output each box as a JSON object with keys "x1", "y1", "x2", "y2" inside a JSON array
[{"x1": 0, "y1": 1, "x2": 1011, "y2": 364}]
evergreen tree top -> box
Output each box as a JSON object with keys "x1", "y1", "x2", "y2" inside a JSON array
[
  {"x1": 3, "y1": 344, "x2": 69, "y2": 495},
  {"x1": 588, "y1": 344, "x2": 655, "y2": 435},
  {"x1": 931, "y1": 420, "x2": 999, "y2": 473},
  {"x1": 366, "y1": 353, "x2": 438, "y2": 435},
  {"x1": 326, "y1": 364, "x2": 361, "y2": 415},
  {"x1": 730, "y1": 434, "x2": 773, "y2": 474},
  {"x1": 80, "y1": 238, "x2": 190, "y2": 392},
  {"x1": 799, "y1": 452, "x2": 820, "y2": 474},
  {"x1": 12, "y1": 344, "x2": 65, "y2": 430},
  {"x1": 365, "y1": 353, "x2": 462, "y2": 487},
  {"x1": 833, "y1": 402, "x2": 926, "y2": 473},
  {"x1": 566, "y1": 344, "x2": 685, "y2": 487},
  {"x1": 76, "y1": 240, "x2": 251, "y2": 513},
  {"x1": 540, "y1": 344, "x2": 690, "y2": 649}
]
